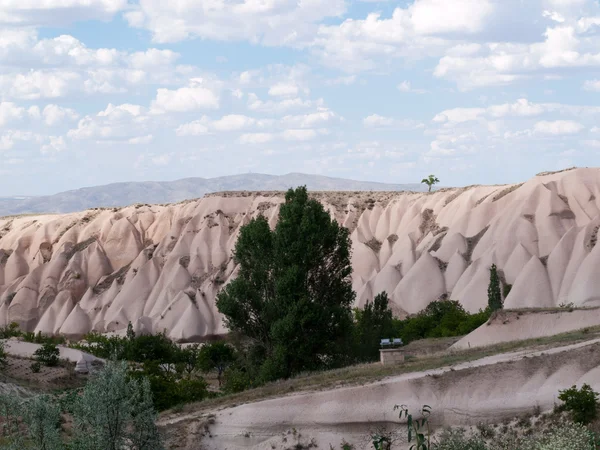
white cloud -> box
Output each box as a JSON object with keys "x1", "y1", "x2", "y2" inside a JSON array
[
  {"x1": 281, "y1": 129, "x2": 318, "y2": 141},
  {"x1": 0, "y1": 70, "x2": 80, "y2": 100},
  {"x1": 363, "y1": 114, "x2": 424, "y2": 129},
  {"x1": 487, "y1": 98, "x2": 545, "y2": 117},
  {"x1": 151, "y1": 79, "x2": 220, "y2": 114},
  {"x1": 281, "y1": 109, "x2": 339, "y2": 128},
  {"x1": 176, "y1": 114, "x2": 271, "y2": 136},
  {"x1": 176, "y1": 120, "x2": 209, "y2": 137},
  {"x1": 583, "y1": 79, "x2": 600, "y2": 91},
  {"x1": 151, "y1": 153, "x2": 173, "y2": 165},
  {"x1": 433, "y1": 108, "x2": 486, "y2": 124},
  {"x1": 124, "y1": 0, "x2": 346, "y2": 45},
  {"x1": 268, "y1": 83, "x2": 299, "y2": 97},
  {"x1": 410, "y1": 0, "x2": 494, "y2": 35},
  {"x1": 67, "y1": 103, "x2": 151, "y2": 142},
  {"x1": 0, "y1": 131, "x2": 43, "y2": 151},
  {"x1": 239, "y1": 133, "x2": 274, "y2": 144},
  {"x1": 0, "y1": 102, "x2": 26, "y2": 127},
  {"x1": 247, "y1": 93, "x2": 319, "y2": 114},
  {"x1": 533, "y1": 120, "x2": 585, "y2": 135},
  {"x1": 42, "y1": 104, "x2": 79, "y2": 126},
  {"x1": 0, "y1": 0, "x2": 127, "y2": 27},
  {"x1": 363, "y1": 114, "x2": 394, "y2": 127},
  {"x1": 397, "y1": 80, "x2": 427, "y2": 93},
  {"x1": 128, "y1": 49, "x2": 180, "y2": 69},
  {"x1": 433, "y1": 99, "x2": 587, "y2": 127},
  {"x1": 428, "y1": 132, "x2": 478, "y2": 157},
  {"x1": 128, "y1": 135, "x2": 154, "y2": 145},
  {"x1": 433, "y1": 22, "x2": 600, "y2": 89},
  {"x1": 212, "y1": 114, "x2": 258, "y2": 131},
  {"x1": 0, "y1": 31, "x2": 193, "y2": 99},
  {"x1": 41, "y1": 136, "x2": 67, "y2": 154}
]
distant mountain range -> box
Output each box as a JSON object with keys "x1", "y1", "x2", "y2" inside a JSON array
[{"x1": 0, "y1": 173, "x2": 429, "y2": 216}]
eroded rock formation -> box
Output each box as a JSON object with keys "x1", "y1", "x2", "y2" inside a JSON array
[{"x1": 0, "y1": 167, "x2": 598, "y2": 341}]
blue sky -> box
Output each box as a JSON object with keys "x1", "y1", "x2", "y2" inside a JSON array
[{"x1": 1, "y1": 0, "x2": 600, "y2": 195}]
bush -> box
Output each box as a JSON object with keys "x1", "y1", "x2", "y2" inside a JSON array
[
  {"x1": 532, "y1": 422, "x2": 595, "y2": 450},
  {"x1": 34, "y1": 342, "x2": 60, "y2": 367},
  {"x1": 557, "y1": 384, "x2": 599, "y2": 424},
  {"x1": 0, "y1": 322, "x2": 21, "y2": 339},
  {"x1": 72, "y1": 359, "x2": 163, "y2": 449},
  {"x1": 22, "y1": 331, "x2": 65, "y2": 345},
  {"x1": 353, "y1": 292, "x2": 396, "y2": 362},
  {"x1": 30, "y1": 361, "x2": 42, "y2": 373},
  {"x1": 396, "y1": 300, "x2": 490, "y2": 345},
  {"x1": 198, "y1": 341, "x2": 237, "y2": 386},
  {"x1": 436, "y1": 428, "x2": 487, "y2": 450},
  {"x1": 0, "y1": 341, "x2": 7, "y2": 370},
  {"x1": 223, "y1": 367, "x2": 253, "y2": 394}
]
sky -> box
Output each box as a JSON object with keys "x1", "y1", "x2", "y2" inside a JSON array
[{"x1": 1, "y1": 0, "x2": 600, "y2": 196}]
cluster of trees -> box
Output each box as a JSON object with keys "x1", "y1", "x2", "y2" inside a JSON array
[
  {"x1": 215, "y1": 186, "x2": 491, "y2": 387},
  {"x1": 72, "y1": 328, "x2": 239, "y2": 411},
  {"x1": 0, "y1": 360, "x2": 163, "y2": 449}
]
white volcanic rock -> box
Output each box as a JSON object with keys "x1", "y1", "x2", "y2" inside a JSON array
[{"x1": 0, "y1": 168, "x2": 598, "y2": 340}]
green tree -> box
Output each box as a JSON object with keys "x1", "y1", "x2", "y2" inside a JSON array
[
  {"x1": 198, "y1": 342, "x2": 236, "y2": 387},
  {"x1": 421, "y1": 175, "x2": 440, "y2": 192},
  {"x1": 353, "y1": 292, "x2": 396, "y2": 362},
  {"x1": 72, "y1": 359, "x2": 163, "y2": 450},
  {"x1": 22, "y1": 395, "x2": 63, "y2": 450},
  {"x1": 216, "y1": 186, "x2": 355, "y2": 382},
  {"x1": 34, "y1": 342, "x2": 60, "y2": 367},
  {"x1": 558, "y1": 384, "x2": 599, "y2": 425},
  {"x1": 487, "y1": 264, "x2": 503, "y2": 312},
  {"x1": 126, "y1": 321, "x2": 136, "y2": 341}
]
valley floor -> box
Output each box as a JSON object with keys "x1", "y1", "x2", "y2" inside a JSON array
[{"x1": 160, "y1": 327, "x2": 600, "y2": 449}]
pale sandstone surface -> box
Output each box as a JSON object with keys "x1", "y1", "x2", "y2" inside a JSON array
[
  {"x1": 452, "y1": 308, "x2": 600, "y2": 350},
  {"x1": 160, "y1": 338, "x2": 600, "y2": 449},
  {"x1": 0, "y1": 167, "x2": 599, "y2": 340}
]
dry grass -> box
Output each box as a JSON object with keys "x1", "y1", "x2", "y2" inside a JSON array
[
  {"x1": 163, "y1": 326, "x2": 600, "y2": 418},
  {"x1": 492, "y1": 183, "x2": 524, "y2": 202},
  {"x1": 536, "y1": 167, "x2": 578, "y2": 177}
]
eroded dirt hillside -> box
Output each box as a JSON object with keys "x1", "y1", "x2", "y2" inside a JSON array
[{"x1": 0, "y1": 167, "x2": 599, "y2": 340}]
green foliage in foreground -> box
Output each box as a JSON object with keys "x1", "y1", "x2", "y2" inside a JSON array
[
  {"x1": 394, "y1": 404, "x2": 597, "y2": 450},
  {"x1": 0, "y1": 360, "x2": 163, "y2": 449},
  {"x1": 558, "y1": 384, "x2": 599, "y2": 425},
  {"x1": 34, "y1": 342, "x2": 60, "y2": 367},
  {"x1": 72, "y1": 332, "x2": 211, "y2": 411},
  {"x1": 435, "y1": 422, "x2": 596, "y2": 450}
]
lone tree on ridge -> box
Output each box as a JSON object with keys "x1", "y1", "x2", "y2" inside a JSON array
[{"x1": 421, "y1": 175, "x2": 440, "y2": 192}]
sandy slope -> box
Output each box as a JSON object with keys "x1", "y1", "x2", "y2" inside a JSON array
[
  {"x1": 0, "y1": 167, "x2": 599, "y2": 340},
  {"x1": 160, "y1": 338, "x2": 600, "y2": 449},
  {"x1": 452, "y1": 308, "x2": 600, "y2": 350}
]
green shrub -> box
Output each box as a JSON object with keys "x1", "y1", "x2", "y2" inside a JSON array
[
  {"x1": 34, "y1": 342, "x2": 60, "y2": 367},
  {"x1": 436, "y1": 428, "x2": 487, "y2": 450},
  {"x1": 23, "y1": 331, "x2": 65, "y2": 345},
  {"x1": 395, "y1": 300, "x2": 490, "y2": 345},
  {"x1": 30, "y1": 361, "x2": 42, "y2": 373},
  {"x1": 557, "y1": 384, "x2": 599, "y2": 424},
  {"x1": 531, "y1": 422, "x2": 596, "y2": 450},
  {"x1": 0, "y1": 322, "x2": 21, "y2": 339},
  {"x1": 198, "y1": 341, "x2": 236, "y2": 386},
  {"x1": 223, "y1": 367, "x2": 253, "y2": 394},
  {"x1": 353, "y1": 292, "x2": 396, "y2": 362}
]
